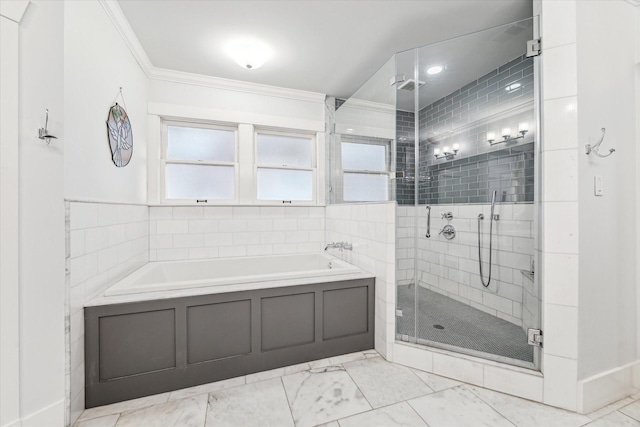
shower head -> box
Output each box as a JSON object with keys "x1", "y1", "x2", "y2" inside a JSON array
[{"x1": 396, "y1": 79, "x2": 424, "y2": 92}]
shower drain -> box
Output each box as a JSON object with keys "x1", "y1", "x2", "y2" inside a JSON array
[{"x1": 433, "y1": 324, "x2": 445, "y2": 330}]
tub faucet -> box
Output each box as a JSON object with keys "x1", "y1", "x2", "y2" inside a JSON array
[{"x1": 324, "y1": 241, "x2": 352, "y2": 252}]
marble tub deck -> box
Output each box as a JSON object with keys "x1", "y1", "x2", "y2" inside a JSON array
[{"x1": 75, "y1": 351, "x2": 640, "y2": 427}]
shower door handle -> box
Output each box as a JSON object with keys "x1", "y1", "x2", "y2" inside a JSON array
[{"x1": 425, "y1": 205, "x2": 431, "y2": 238}]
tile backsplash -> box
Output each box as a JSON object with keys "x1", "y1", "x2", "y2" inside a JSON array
[
  {"x1": 66, "y1": 202, "x2": 149, "y2": 425},
  {"x1": 148, "y1": 206, "x2": 325, "y2": 261}
]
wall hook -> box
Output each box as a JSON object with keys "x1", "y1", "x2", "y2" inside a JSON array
[
  {"x1": 585, "y1": 128, "x2": 615, "y2": 158},
  {"x1": 38, "y1": 109, "x2": 58, "y2": 144}
]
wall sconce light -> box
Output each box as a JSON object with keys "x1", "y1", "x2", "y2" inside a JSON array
[
  {"x1": 487, "y1": 122, "x2": 528, "y2": 145},
  {"x1": 434, "y1": 143, "x2": 460, "y2": 159}
]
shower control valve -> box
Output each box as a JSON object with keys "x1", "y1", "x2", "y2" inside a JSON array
[
  {"x1": 439, "y1": 224, "x2": 456, "y2": 240},
  {"x1": 441, "y1": 212, "x2": 453, "y2": 220}
]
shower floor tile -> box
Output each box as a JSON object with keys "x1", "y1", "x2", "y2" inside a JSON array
[{"x1": 396, "y1": 285, "x2": 534, "y2": 363}]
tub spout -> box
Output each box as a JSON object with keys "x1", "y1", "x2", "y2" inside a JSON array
[{"x1": 324, "y1": 242, "x2": 352, "y2": 251}]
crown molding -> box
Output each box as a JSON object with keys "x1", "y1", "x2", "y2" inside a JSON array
[
  {"x1": 0, "y1": 0, "x2": 29, "y2": 23},
  {"x1": 98, "y1": 0, "x2": 154, "y2": 76},
  {"x1": 340, "y1": 98, "x2": 396, "y2": 114},
  {"x1": 98, "y1": 0, "x2": 325, "y2": 104},
  {"x1": 624, "y1": 0, "x2": 639, "y2": 6},
  {"x1": 148, "y1": 67, "x2": 326, "y2": 104}
]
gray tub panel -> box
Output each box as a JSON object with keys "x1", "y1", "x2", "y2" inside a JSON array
[
  {"x1": 261, "y1": 292, "x2": 315, "y2": 351},
  {"x1": 85, "y1": 278, "x2": 374, "y2": 408},
  {"x1": 323, "y1": 286, "x2": 368, "y2": 340},
  {"x1": 98, "y1": 309, "x2": 176, "y2": 381},
  {"x1": 187, "y1": 300, "x2": 252, "y2": 364}
]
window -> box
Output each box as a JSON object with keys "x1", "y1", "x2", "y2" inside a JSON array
[
  {"x1": 164, "y1": 123, "x2": 237, "y2": 201},
  {"x1": 255, "y1": 132, "x2": 315, "y2": 202},
  {"x1": 341, "y1": 141, "x2": 390, "y2": 202}
]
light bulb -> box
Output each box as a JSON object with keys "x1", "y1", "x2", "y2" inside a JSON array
[
  {"x1": 427, "y1": 65, "x2": 443, "y2": 75},
  {"x1": 434, "y1": 148, "x2": 441, "y2": 156},
  {"x1": 452, "y1": 143, "x2": 460, "y2": 152},
  {"x1": 226, "y1": 39, "x2": 272, "y2": 70},
  {"x1": 519, "y1": 122, "x2": 528, "y2": 133},
  {"x1": 505, "y1": 82, "x2": 521, "y2": 92},
  {"x1": 443, "y1": 146, "x2": 450, "y2": 154},
  {"x1": 502, "y1": 128, "x2": 511, "y2": 138},
  {"x1": 487, "y1": 132, "x2": 495, "y2": 142}
]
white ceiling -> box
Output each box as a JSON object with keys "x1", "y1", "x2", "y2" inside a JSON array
[{"x1": 117, "y1": 0, "x2": 533, "y2": 100}]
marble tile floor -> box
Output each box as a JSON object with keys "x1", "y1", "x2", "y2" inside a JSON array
[{"x1": 75, "y1": 350, "x2": 640, "y2": 427}]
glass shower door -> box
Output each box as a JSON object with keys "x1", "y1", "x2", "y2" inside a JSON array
[
  {"x1": 394, "y1": 48, "x2": 418, "y2": 343},
  {"x1": 399, "y1": 18, "x2": 541, "y2": 369}
]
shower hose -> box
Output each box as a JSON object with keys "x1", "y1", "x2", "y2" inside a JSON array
[{"x1": 478, "y1": 190, "x2": 497, "y2": 288}]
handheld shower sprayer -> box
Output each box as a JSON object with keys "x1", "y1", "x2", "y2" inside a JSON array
[{"x1": 478, "y1": 190, "x2": 497, "y2": 288}]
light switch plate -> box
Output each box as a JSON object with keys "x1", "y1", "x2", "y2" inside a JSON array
[{"x1": 594, "y1": 176, "x2": 603, "y2": 196}]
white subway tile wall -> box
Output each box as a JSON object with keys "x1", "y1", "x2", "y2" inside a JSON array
[
  {"x1": 396, "y1": 203, "x2": 538, "y2": 333},
  {"x1": 148, "y1": 206, "x2": 325, "y2": 260},
  {"x1": 66, "y1": 202, "x2": 149, "y2": 425},
  {"x1": 326, "y1": 203, "x2": 396, "y2": 359}
]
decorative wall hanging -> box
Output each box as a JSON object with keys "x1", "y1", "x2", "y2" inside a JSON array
[{"x1": 106, "y1": 87, "x2": 133, "y2": 167}]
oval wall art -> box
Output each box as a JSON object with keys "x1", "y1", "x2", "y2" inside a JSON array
[{"x1": 106, "y1": 103, "x2": 133, "y2": 167}]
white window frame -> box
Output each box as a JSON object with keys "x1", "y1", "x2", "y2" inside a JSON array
[
  {"x1": 161, "y1": 120, "x2": 239, "y2": 204},
  {"x1": 254, "y1": 129, "x2": 317, "y2": 205},
  {"x1": 341, "y1": 139, "x2": 391, "y2": 202}
]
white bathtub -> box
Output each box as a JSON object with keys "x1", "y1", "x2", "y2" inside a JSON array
[{"x1": 104, "y1": 253, "x2": 361, "y2": 296}]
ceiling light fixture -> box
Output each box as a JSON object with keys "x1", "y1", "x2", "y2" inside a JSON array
[
  {"x1": 427, "y1": 65, "x2": 444, "y2": 75},
  {"x1": 225, "y1": 38, "x2": 272, "y2": 70}
]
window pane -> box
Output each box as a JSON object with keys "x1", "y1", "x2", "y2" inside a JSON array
[
  {"x1": 343, "y1": 173, "x2": 388, "y2": 202},
  {"x1": 257, "y1": 168, "x2": 312, "y2": 201},
  {"x1": 167, "y1": 126, "x2": 235, "y2": 162},
  {"x1": 342, "y1": 142, "x2": 386, "y2": 171},
  {"x1": 166, "y1": 163, "x2": 234, "y2": 200},
  {"x1": 257, "y1": 134, "x2": 312, "y2": 167}
]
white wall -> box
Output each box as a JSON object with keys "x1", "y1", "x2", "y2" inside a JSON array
[
  {"x1": 539, "y1": 0, "x2": 639, "y2": 413},
  {"x1": 0, "y1": 3, "x2": 28, "y2": 426},
  {"x1": 576, "y1": 0, "x2": 638, "y2": 380},
  {"x1": 636, "y1": 2, "x2": 640, "y2": 374},
  {"x1": 17, "y1": 1, "x2": 66, "y2": 425},
  {"x1": 64, "y1": 0, "x2": 148, "y2": 204}
]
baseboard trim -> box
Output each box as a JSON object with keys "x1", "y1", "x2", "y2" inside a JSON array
[
  {"x1": 2, "y1": 418, "x2": 22, "y2": 427},
  {"x1": 20, "y1": 399, "x2": 65, "y2": 427},
  {"x1": 577, "y1": 359, "x2": 640, "y2": 413}
]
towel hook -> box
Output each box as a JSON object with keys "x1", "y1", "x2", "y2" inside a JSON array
[
  {"x1": 585, "y1": 128, "x2": 615, "y2": 158},
  {"x1": 38, "y1": 109, "x2": 58, "y2": 144}
]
